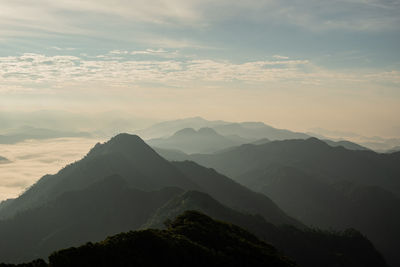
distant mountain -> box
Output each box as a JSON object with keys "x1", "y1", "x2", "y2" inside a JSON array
[
  {"x1": 0, "y1": 156, "x2": 9, "y2": 164},
  {"x1": 213, "y1": 123, "x2": 310, "y2": 141},
  {"x1": 146, "y1": 191, "x2": 387, "y2": 267},
  {"x1": 0, "y1": 175, "x2": 183, "y2": 263},
  {"x1": 135, "y1": 117, "x2": 229, "y2": 139},
  {"x1": 136, "y1": 117, "x2": 310, "y2": 141},
  {"x1": 0, "y1": 126, "x2": 92, "y2": 144},
  {"x1": 148, "y1": 127, "x2": 248, "y2": 154},
  {"x1": 2, "y1": 211, "x2": 297, "y2": 267},
  {"x1": 188, "y1": 138, "x2": 400, "y2": 266},
  {"x1": 190, "y1": 137, "x2": 400, "y2": 195},
  {"x1": 322, "y1": 139, "x2": 370, "y2": 151}
]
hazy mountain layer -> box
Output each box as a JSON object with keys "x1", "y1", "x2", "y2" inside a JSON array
[
  {"x1": 148, "y1": 127, "x2": 247, "y2": 154},
  {"x1": 190, "y1": 138, "x2": 400, "y2": 195},
  {"x1": 136, "y1": 117, "x2": 310, "y2": 141},
  {"x1": 322, "y1": 139, "x2": 370, "y2": 151},
  {"x1": 0, "y1": 126, "x2": 92, "y2": 144},
  {"x1": 135, "y1": 117, "x2": 230, "y2": 139}
]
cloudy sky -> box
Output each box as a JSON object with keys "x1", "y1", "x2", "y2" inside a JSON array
[{"x1": 1, "y1": 0, "x2": 399, "y2": 136}]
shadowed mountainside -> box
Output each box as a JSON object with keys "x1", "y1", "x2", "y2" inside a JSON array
[
  {"x1": 146, "y1": 191, "x2": 387, "y2": 267},
  {"x1": 0, "y1": 211, "x2": 297, "y2": 267},
  {"x1": 185, "y1": 138, "x2": 400, "y2": 266}
]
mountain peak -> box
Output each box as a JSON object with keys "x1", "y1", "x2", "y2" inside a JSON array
[
  {"x1": 197, "y1": 127, "x2": 219, "y2": 135},
  {"x1": 173, "y1": 128, "x2": 197, "y2": 136},
  {"x1": 88, "y1": 133, "x2": 151, "y2": 158}
]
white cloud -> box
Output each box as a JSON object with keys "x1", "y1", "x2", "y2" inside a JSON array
[{"x1": 0, "y1": 52, "x2": 399, "y2": 94}]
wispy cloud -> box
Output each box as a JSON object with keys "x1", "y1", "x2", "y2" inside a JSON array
[{"x1": 0, "y1": 0, "x2": 398, "y2": 42}]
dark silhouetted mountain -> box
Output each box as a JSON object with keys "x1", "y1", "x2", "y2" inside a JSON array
[
  {"x1": 0, "y1": 175, "x2": 183, "y2": 263},
  {"x1": 0, "y1": 126, "x2": 91, "y2": 144},
  {"x1": 2, "y1": 211, "x2": 296, "y2": 267},
  {"x1": 135, "y1": 117, "x2": 230, "y2": 139},
  {"x1": 0, "y1": 134, "x2": 198, "y2": 219},
  {"x1": 146, "y1": 191, "x2": 387, "y2": 267},
  {"x1": 188, "y1": 139, "x2": 400, "y2": 266},
  {"x1": 148, "y1": 127, "x2": 247, "y2": 153},
  {"x1": 0, "y1": 133, "x2": 299, "y2": 261},
  {"x1": 0, "y1": 134, "x2": 296, "y2": 229},
  {"x1": 322, "y1": 139, "x2": 370, "y2": 151}
]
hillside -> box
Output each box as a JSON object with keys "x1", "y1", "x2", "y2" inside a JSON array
[
  {"x1": 188, "y1": 138, "x2": 400, "y2": 266},
  {"x1": 0, "y1": 211, "x2": 296, "y2": 267},
  {"x1": 146, "y1": 191, "x2": 387, "y2": 267},
  {"x1": 0, "y1": 175, "x2": 183, "y2": 263}
]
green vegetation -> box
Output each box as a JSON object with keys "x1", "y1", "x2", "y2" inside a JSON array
[{"x1": 0, "y1": 211, "x2": 296, "y2": 267}]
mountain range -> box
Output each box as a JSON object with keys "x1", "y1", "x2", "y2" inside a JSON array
[
  {"x1": 136, "y1": 117, "x2": 310, "y2": 141},
  {"x1": 174, "y1": 138, "x2": 400, "y2": 266},
  {"x1": 0, "y1": 134, "x2": 389, "y2": 266}
]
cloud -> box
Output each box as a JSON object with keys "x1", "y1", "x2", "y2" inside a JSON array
[
  {"x1": 0, "y1": 137, "x2": 102, "y2": 201},
  {"x1": 0, "y1": 0, "x2": 398, "y2": 42},
  {"x1": 0, "y1": 52, "x2": 399, "y2": 95}
]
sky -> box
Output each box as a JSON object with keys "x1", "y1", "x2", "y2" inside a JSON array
[{"x1": 0, "y1": 0, "x2": 400, "y2": 137}]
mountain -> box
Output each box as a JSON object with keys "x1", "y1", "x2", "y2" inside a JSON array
[
  {"x1": 0, "y1": 175, "x2": 183, "y2": 263},
  {"x1": 135, "y1": 117, "x2": 229, "y2": 139},
  {"x1": 190, "y1": 137, "x2": 400, "y2": 195},
  {"x1": 188, "y1": 138, "x2": 400, "y2": 266},
  {"x1": 213, "y1": 123, "x2": 310, "y2": 141},
  {"x1": 0, "y1": 156, "x2": 9, "y2": 164},
  {"x1": 146, "y1": 191, "x2": 387, "y2": 267},
  {"x1": 1, "y1": 211, "x2": 297, "y2": 267},
  {"x1": 0, "y1": 134, "x2": 198, "y2": 219},
  {"x1": 148, "y1": 127, "x2": 248, "y2": 154},
  {"x1": 322, "y1": 139, "x2": 370, "y2": 151},
  {"x1": 0, "y1": 126, "x2": 91, "y2": 144},
  {"x1": 136, "y1": 117, "x2": 310, "y2": 141},
  {"x1": 0, "y1": 133, "x2": 300, "y2": 263},
  {"x1": 0, "y1": 134, "x2": 296, "y2": 228},
  {"x1": 171, "y1": 161, "x2": 301, "y2": 227}
]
